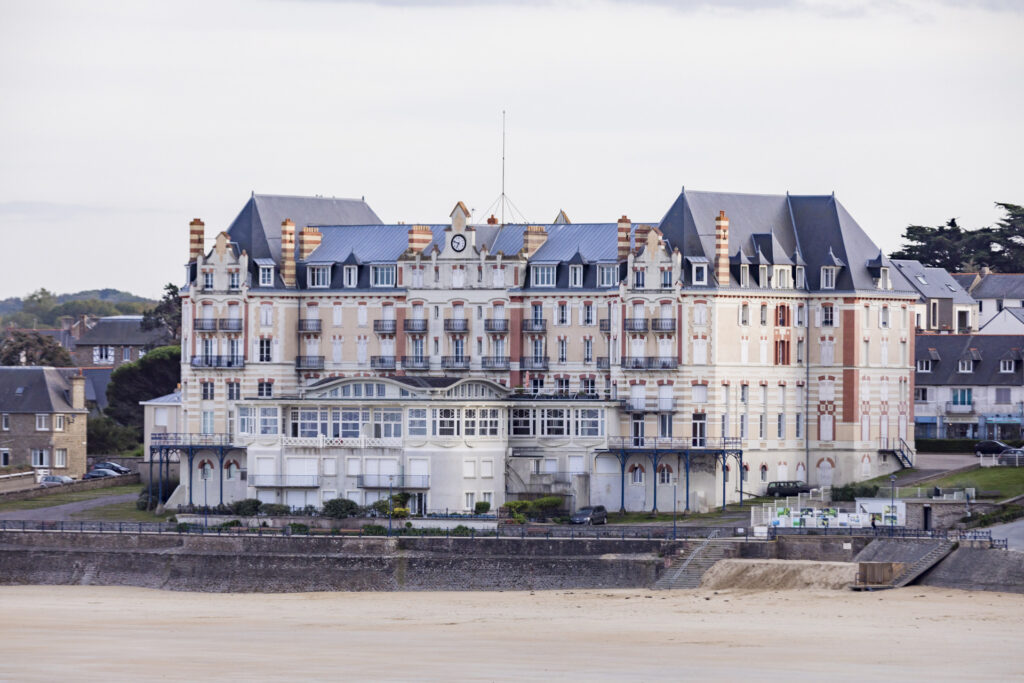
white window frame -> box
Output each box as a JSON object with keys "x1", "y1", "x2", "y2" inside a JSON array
[
  {"x1": 309, "y1": 265, "x2": 331, "y2": 288},
  {"x1": 54, "y1": 414, "x2": 64, "y2": 432},
  {"x1": 740, "y1": 265, "x2": 750, "y2": 288},
  {"x1": 0, "y1": 448, "x2": 8, "y2": 467},
  {"x1": 344, "y1": 266, "x2": 358, "y2": 288},
  {"x1": 569, "y1": 265, "x2": 583, "y2": 288},
  {"x1": 203, "y1": 271, "x2": 214, "y2": 289},
  {"x1": 1, "y1": 414, "x2": 8, "y2": 431},
  {"x1": 958, "y1": 359, "x2": 972, "y2": 373},
  {"x1": 31, "y1": 449, "x2": 49, "y2": 468},
  {"x1": 598, "y1": 265, "x2": 618, "y2": 288},
  {"x1": 258, "y1": 381, "x2": 273, "y2": 398},
  {"x1": 822, "y1": 305, "x2": 835, "y2": 328},
  {"x1": 54, "y1": 448, "x2": 67, "y2": 468},
  {"x1": 35, "y1": 414, "x2": 49, "y2": 431},
  {"x1": 532, "y1": 265, "x2": 556, "y2": 287},
  {"x1": 1000, "y1": 359, "x2": 1014, "y2": 373},
  {"x1": 821, "y1": 267, "x2": 836, "y2": 290},
  {"x1": 692, "y1": 264, "x2": 707, "y2": 285},
  {"x1": 371, "y1": 265, "x2": 396, "y2": 288},
  {"x1": 917, "y1": 359, "x2": 932, "y2": 373},
  {"x1": 229, "y1": 271, "x2": 241, "y2": 289},
  {"x1": 259, "y1": 266, "x2": 274, "y2": 287}
]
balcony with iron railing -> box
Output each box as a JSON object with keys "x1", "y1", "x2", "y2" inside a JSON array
[
  {"x1": 371, "y1": 355, "x2": 396, "y2": 370},
  {"x1": 357, "y1": 474, "x2": 430, "y2": 489},
  {"x1": 444, "y1": 318, "x2": 469, "y2": 333},
  {"x1": 249, "y1": 475, "x2": 320, "y2": 488},
  {"x1": 298, "y1": 319, "x2": 322, "y2": 333},
  {"x1": 401, "y1": 356, "x2": 430, "y2": 370},
  {"x1": 404, "y1": 319, "x2": 428, "y2": 333},
  {"x1": 945, "y1": 401, "x2": 975, "y2": 414},
  {"x1": 481, "y1": 356, "x2": 511, "y2": 370},
  {"x1": 295, "y1": 356, "x2": 325, "y2": 370},
  {"x1": 621, "y1": 398, "x2": 677, "y2": 412},
  {"x1": 520, "y1": 356, "x2": 550, "y2": 371},
  {"x1": 621, "y1": 356, "x2": 678, "y2": 370},
  {"x1": 151, "y1": 433, "x2": 234, "y2": 447},
  {"x1": 623, "y1": 318, "x2": 648, "y2": 332},
  {"x1": 218, "y1": 318, "x2": 244, "y2": 332},
  {"x1": 441, "y1": 356, "x2": 470, "y2": 370},
  {"x1": 650, "y1": 318, "x2": 676, "y2": 332},
  {"x1": 522, "y1": 319, "x2": 547, "y2": 332},
  {"x1": 484, "y1": 318, "x2": 509, "y2": 333},
  {"x1": 194, "y1": 318, "x2": 218, "y2": 332},
  {"x1": 191, "y1": 355, "x2": 245, "y2": 369},
  {"x1": 373, "y1": 319, "x2": 397, "y2": 334},
  {"x1": 605, "y1": 436, "x2": 742, "y2": 451}
]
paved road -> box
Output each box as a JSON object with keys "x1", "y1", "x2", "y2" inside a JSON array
[
  {"x1": 989, "y1": 518, "x2": 1024, "y2": 552},
  {"x1": 0, "y1": 493, "x2": 137, "y2": 522}
]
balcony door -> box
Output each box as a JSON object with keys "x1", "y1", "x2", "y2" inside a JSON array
[
  {"x1": 412, "y1": 337, "x2": 425, "y2": 361},
  {"x1": 952, "y1": 388, "x2": 972, "y2": 406},
  {"x1": 532, "y1": 338, "x2": 544, "y2": 362},
  {"x1": 412, "y1": 304, "x2": 424, "y2": 320},
  {"x1": 453, "y1": 337, "x2": 465, "y2": 361},
  {"x1": 631, "y1": 414, "x2": 645, "y2": 447},
  {"x1": 382, "y1": 305, "x2": 395, "y2": 321}
]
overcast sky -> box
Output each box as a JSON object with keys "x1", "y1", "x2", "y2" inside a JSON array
[{"x1": 1, "y1": 0, "x2": 1021, "y2": 300}]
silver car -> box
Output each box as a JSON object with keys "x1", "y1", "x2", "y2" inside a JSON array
[{"x1": 39, "y1": 475, "x2": 74, "y2": 488}]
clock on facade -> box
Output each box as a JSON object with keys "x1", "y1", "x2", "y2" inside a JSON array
[{"x1": 451, "y1": 234, "x2": 467, "y2": 252}]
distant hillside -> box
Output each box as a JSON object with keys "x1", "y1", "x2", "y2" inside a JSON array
[
  {"x1": 56, "y1": 289, "x2": 155, "y2": 305},
  {"x1": 0, "y1": 288, "x2": 158, "y2": 327}
]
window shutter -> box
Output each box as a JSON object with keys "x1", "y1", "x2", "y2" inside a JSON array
[
  {"x1": 814, "y1": 305, "x2": 822, "y2": 328},
  {"x1": 578, "y1": 303, "x2": 584, "y2": 325},
  {"x1": 92, "y1": 347, "x2": 99, "y2": 363}
]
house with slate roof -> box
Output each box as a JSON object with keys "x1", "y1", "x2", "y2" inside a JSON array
[
  {"x1": 0, "y1": 367, "x2": 88, "y2": 479},
  {"x1": 72, "y1": 315, "x2": 173, "y2": 369},
  {"x1": 154, "y1": 188, "x2": 917, "y2": 515},
  {"x1": 892, "y1": 260, "x2": 978, "y2": 333},
  {"x1": 913, "y1": 334, "x2": 1024, "y2": 440},
  {"x1": 955, "y1": 268, "x2": 1024, "y2": 328},
  {"x1": 979, "y1": 307, "x2": 1024, "y2": 335}
]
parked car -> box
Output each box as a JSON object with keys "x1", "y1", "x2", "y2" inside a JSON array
[
  {"x1": 93, "y1": 461, "x2": 131, "y2": 475},
  {"x1": 82, "y1": 468, "x2": 121, "y2": 480},
  {"x1": 974, "y1": 440, "x2": 1011, "y2": 457},
  {"x1": 39, "y1": 475, "x2": 74, "y2": 488},
  {"x1": 570, "y1": 505, "x2": 608, "y2": 525},
  {"x1": 766, "y1": 481, "x2": 812, "y2": 497},
  {"x1": 997, "y1": 448, "x2": 1024, "y2": 465}
]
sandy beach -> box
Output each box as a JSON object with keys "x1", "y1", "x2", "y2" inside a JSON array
[{"x1": 0, "y1": 585, "x2": 1021, "y2": 682}]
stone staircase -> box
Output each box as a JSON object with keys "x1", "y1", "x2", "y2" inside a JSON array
[
  {"x1": 891, "y1": 540, "x2": 956, "y2": 588},
  {"x1": 653, "y1": 537, "x2": 733, "y2": 590}
]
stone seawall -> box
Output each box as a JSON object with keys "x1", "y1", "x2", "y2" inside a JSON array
[{"x1": 0, "y1": 532, "x2": 666, "y2": 592}]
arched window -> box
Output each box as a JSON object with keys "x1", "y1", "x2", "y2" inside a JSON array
[
  {"x1": 224, "y1": 460, "x2": 240, "y2": 480},
  {"x1": 198, "y1": 460, "x2": 213, "y2": 480},
  {"x1": 657, "y1": 464, "x2": 673, "y2": 485},
  {"x1": 629, "y1": 464, "x2": 645, "y2": 484},
  {"x1": 760, "y1": 464, "x2": 768, "y2": 482}
]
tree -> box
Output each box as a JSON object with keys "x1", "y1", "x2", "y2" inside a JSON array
[
  {"x1": 105, "y1": 345, "x2": 181, "y2": 430},
  {"x1": 890, "y1": 203, "x2": 1024, "y2": 272},
  {"x1": 86, "y1": 416, "x2": 140, "y2": 455},
  {"x1": 987, "y1": 202, "x2": 1024, "y2": 273},
  {"x1": 21, "y1": 288, "x2": 57, "y2": 321},
  {"x1": 141, "y1": 283, "x2": 181, "y2": 340},
  {"x1": 0, "y1": 330, "x2": 73, "y2": 366}
]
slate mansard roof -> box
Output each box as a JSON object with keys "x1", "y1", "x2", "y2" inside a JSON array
[
  {"x1": 891, "y1": 260, "x2": 975, "y2": 304},
  {"x1": 75, "y1": 316, "x2": 171, "y2": 348},
  {"x1": 233, "y1": 188, "x2": 904, "y2": 295},
  {"x1": 0, "y1": 367, "x2": 86, "y2": 414},
  {"x1": 914, "y1": 334, "x2": 1024, "y2": 387},
  {"x1": 970, "y1": 273, "x2": 1024, "y2": 301}
]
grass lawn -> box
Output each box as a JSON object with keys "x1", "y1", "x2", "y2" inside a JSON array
[
  {"x1": 0, "y1": 484, "x2": 143, "y2": 513},
  {"x1": 607, "y1": 498, "x2": 766, "y2": 525},
  {"x1": 70, "y1": 500, "x2": 172, "y2": 523},
  {"x1": 905, "y1": 467, "x2": 1024, "y2": 500}
]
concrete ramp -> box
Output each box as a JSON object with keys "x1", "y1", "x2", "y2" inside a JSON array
[
  {"x1": 699, "y1": 559, "x2": 857, "y2": 591},
  {"x1": 854, "y1": 539, "x2": 944, "y2": 564},
  {"x1": 853, "y1": 539, "x2": 955, "y2": 588}
]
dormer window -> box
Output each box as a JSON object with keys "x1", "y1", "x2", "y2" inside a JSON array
[
  {"x1": 692, "y1": 264, "x2": 707, "y2": 286},
  {"x1": 309, "y1": 265, "x2": 331, "y2": 288},
  {"x1": 532, "y1": 265, "x2": 555, "y2": 287},
  {"x1": 371, "y1": 265, "x2": 396, "y2": 288},
  {"x1": 203, "y1": 271, "x2": 213, "y2": 289},
  {"x1": 958, "y1": 359, "x2": 972, "y2": 373},
  {"x1": 598, "y1": 265, "x2": 617, "y2": 287},
  {"x1": 759, "y1": 265, "x2": 768, "y2": 287},
  {"x1": 634, "y1": 268, "x2": 645, "y2": 289},
  {"x1": 569, "y1": 265, "x2": 583, "y2": 288},
  {"x1": 821, "y1": 267, "x2": 837, "y2": 290},
  {"x1": 259, "y1": 266, "x2": 274, "y2": 287},
  {"x1": 795, "y1": 266, "x2": 805, "y2": 289},
  {"x1": 917, "y1": 359, "x2": 931, "y2": 372},
  {"x1": 344, "y1": 266, "x2": 358, "y2": 288},
  {"x1": 1000, "y1": 359, "x2": 1015, "y2": 373},
  {"x1": 740, "y1": 265, "x2": 750, "y2": 288},
  {"x1": 774, "y1": 267, "x2": 791, "y2": 289},
  {"x1": 879, "y1": 267, "x2": 891, "y2": 290}
]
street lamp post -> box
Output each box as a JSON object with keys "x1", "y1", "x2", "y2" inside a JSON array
[
  {"x1": 202, "y1": 464, "x2": 209, "y2": 529},
  {"x1": 672, "y1": 481, "x2": 678, "y2": 540},
  {"x1": 388, "y1": 475, "x2": 394, "y2": 536},
  {"x1": 889, "y1": 474, "x2": 897, "y2": 537}
]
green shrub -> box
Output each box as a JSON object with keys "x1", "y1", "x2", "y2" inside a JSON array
[
  {"x1": 501, "y1": 500, "x2": 531, "y2": 515},
  {"x1": 528, "y1": 496, "x2": 564, "y2": 519},
  {"x1": 175, "y1": 522, "x2": 192, "y2": 533},
  {"x1": 474, "y1": 501, "x2": 491, "y2": 515},
  {"x1": 512, "y1": 513, "x2": 527, "y2": 525},
  {"x1": 288, "y1": 522, "x2": 310, "y2": 535},
  {"x1": 219, "y1": 519, "x2": 243, "y2": 528},
  {"x1": 362, "y1": 524, "x2": 387, "y2": 536},
  {"x1": 405, "y1": 521, "x2": 413, "y2": 529},
  {"x1": 831, "y1": 483, "x2": 881, "y2": 502},
  {"x1": 231, "y1": 498, "x2": 262, "y2": 517},
  {"x1": 392, "y1": 507, "x2": 410, "y2": 519},
  {"x1": 259, "y1": 503, "x2": 292, "y2": 516},
  {"x1": 323, "y1": 498, "x2": 360, "y2": 519},
  {"x1": 451, "y1": 524, "x2": 473, "y2": 536},
  {"x1": 962, "y1": 504, "x2": 1024, "y2": 528}
]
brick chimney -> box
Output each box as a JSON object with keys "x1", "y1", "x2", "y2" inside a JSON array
[
  {"x1": 522, "y1": 225, "x2": 548, "y2": 257},
  {"x1": 189, "y1": 218, "x2": 205, "y2": 261},
  {"x1": 487, "y1": 214, "x2": 498, "y2": 225},
  {"x1": 281, "y1": 219, "x2": 296, "y2": 287},
  {"x1": 407, "y1": 224, "x2": 433, "y2": 253},
  {"x1": 298, "y1": 227, "x2": 322, "y2": 261},
  {"x1": 714, "y1": 210, "x2": 730, "y2": 286},
  {"x1": 70, "y1": 373, "x2": 85, "y2": 411},
  {"x1": 617, "y1": 215, "x2": 631, "y2": 260}
]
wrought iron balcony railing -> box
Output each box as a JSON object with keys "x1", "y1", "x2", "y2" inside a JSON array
[
  {"x1": 520, "y1": 356, "x2": 550, "y2": 371},
  {"x1": 191, "y1": 355, "x2": 245, "y2": 369},
  {"x1": 522, "y1": 319, "x2": 547, "y2": 332},
  {"x1": 480, "y1": 356, "x2": 511, "y2": 370},
  {"x1": 484, "y1": 318, "x2": 509, "y2": 333},
  {"x1": 444, "y1": 318, "x2": 469, "y2": 333},
  {"x1": 623, "y1": 318, "x2": 648, "y2": 332},
  {"x1": 401, "y1": 356, "x2": 430, "y2": 370},
  {"x1": 650, "y1": 318, "x2": 676, "y2": 332},
  {"x1": 298, "y1": 319, "x2": 322, "y2": 333},
  {"x1": 404, "y1": 319, "x2": 428, "y2": 333},
  {"x1": 194, "y1": 319, "x2": 218, "y2": 331},
  {"x1": 219, "y1": 318, "x2": 244, "y2": 332},
  {"x1": 371, "y1": 355, "x2": 396, "y2": 370},
  {"x1": 295, "y1": 355, "x2": 325, "y2": 370},
  {"x1": 441, "y1": 356, "x2": 471, "y2": 369},
  {"x1": 356, "y1": 474, "x2": 430, "y2": 489},
  {"x1": 373, "y1": 319, "x2": 397, "y2": 334}
]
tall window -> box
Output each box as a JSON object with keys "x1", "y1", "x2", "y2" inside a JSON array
[
  {"x1": 558, "y1": 339, "x2": 567, "y2": 363},
  {"x1": 583, "y1": 303, "x2": 594, "y2": 325},
  {"x1": 227, "y1": 382, "x2": 240, "y2": 401},
  {"x1": 692, "y1": 264, "x2": 707, "y2": 285},
  {"x1": 821, "y1": 267, "x2": 836, "y2": 289},
  {"x1": 634, "y1": 269, "x2": 645, "y2": 289},
  {"x1": 203, "y1": 271, "x2": 213, "y2": 289},
  {"x1": 569, "y1": 265, "x2": 583, "y2": 287},
  {"x1": 35, "y1": 414, "x2": 49, "y2": 431},
  {"x1": 54, "y1": 415, "x2": 64, "y2": 432},
  {"x1": 822, "y1": 305, "x2": 835, "y2": 327},
  {"x1": 344, "y1": 266, "x2": 358, "y2": 287},
  {"x1": 259, "y1": 339, "x2": 272, "y2": 362},
  {"x1": 31, "y1": 449, "x2": 49, "y2": 467},
  {"x1": 201, "y1": 381, "x2": 214, "y2": 400},
  {"x1": 583, "y1": 338, "x2": 593, "y2": 362},
  {"x1": 661, "y1": 269, "x2": 672, "y2": 288},
  {"x1": 54, "y1": 449, "x2": 67, "y2": 468},
  {"x1": 599, "y1": 265, "x2": 617, "y2": 287},
  {"x1": 229, "y1": 271, "x2": 240, "y2": 289}
]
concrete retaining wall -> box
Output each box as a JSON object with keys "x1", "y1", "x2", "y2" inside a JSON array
[
  {"x1": 918, "y1": 547, "x2": 1024, "y2": 594},
  {"x1": 0, "y1": 474, "x2": 139, "y2": 504}
]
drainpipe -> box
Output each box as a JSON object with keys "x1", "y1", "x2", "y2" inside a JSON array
[{"x1": 805, "y1": 299, "x2": 810, "y2": 482}]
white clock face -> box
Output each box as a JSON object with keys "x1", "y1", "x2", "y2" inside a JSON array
[{"x1": 451, "y1": 234, "x2": 467, "y2": 252}]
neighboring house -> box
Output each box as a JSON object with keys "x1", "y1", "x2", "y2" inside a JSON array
[
  {"x1": 979, "y1": 307, "x2": 1024, "y2": 335},
  {"x1": 955, "y1": 268, "x2": 1024, "y2": 328},
  {"x1": 151, "y1": 189, "x2": 916, "y2": 514},
  {"x1": 913, "y1": 334, "x2": 1024, "y2": 441},
  {"x1": 80, "y1": 367, "x2": 115, "y2": 414},
  {"x1": 72, "y1": 315, "x2": 172, "y2": 368},
  {"x1": 891, "y1": 260, "x2": 977, "y2": 333},
  {"x1": 0, "y1": 367, "x2": 89, "y2": 479}
]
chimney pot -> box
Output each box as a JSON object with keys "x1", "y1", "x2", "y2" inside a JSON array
[
  {"x1": 714, "y1": 210, "x2": 730, "y2": 286},
  {"x1": 487, "y1": 215, "x2": 498, "y2": 225}
]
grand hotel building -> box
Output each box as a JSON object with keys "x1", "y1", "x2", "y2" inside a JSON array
[{"x1": 161, "y1": 189, "x2": 918, "y2": 514}]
